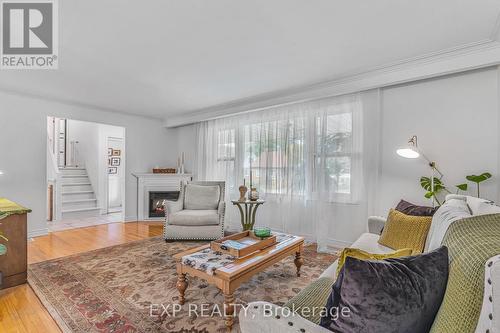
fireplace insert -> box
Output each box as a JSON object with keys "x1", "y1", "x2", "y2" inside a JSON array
[{"x1": 149, "y1": 191, "x2": 180, "y2": 218}]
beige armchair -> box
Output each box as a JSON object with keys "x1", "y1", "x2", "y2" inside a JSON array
[{"x1": 163, "y1": 181, "x2": 225, "y2": 241}]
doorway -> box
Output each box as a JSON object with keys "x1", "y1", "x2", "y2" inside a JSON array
[
  {"x1": 107, "y1": 137, "x2": 124, "y2": 214},
  {"x1": 46, "y1": 117, "x2": 126, "y2": 232}
]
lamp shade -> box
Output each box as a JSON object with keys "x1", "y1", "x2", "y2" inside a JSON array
[
  {"x1": 396, "y1": 148, "x2": 420, "y2": 159},
  {"x1": 397, "y1": 135, "x2": 420, "y2": 159}
]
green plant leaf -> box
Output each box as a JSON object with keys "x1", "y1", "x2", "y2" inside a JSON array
[
  {"x1": 420, "y1": 177, "x2": 445, "y2": 192},
  {"x1": 0, "y1": 244, "x2": 6, "y2": 255},
  {"x1": 424, "y1": 191, "x2": 434, "y2": 199},
  {"x1": 466, "y1": 172, "x2": 492, "y2": 184},
  {"x1": 456, "y1": 183, "x2": 468, "y2": 191}
]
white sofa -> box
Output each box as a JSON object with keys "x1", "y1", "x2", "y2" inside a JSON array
[{"x1": 239, "y1": 195, "x2": 500, "y2": 333}]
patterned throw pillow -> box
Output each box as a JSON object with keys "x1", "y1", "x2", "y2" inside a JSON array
[
  {"x1": 378, "y1": 209, "x2": 432, "y2": 254},
  {"x1": 335, "y1": 247, "x2": 413, "y2": 275}
]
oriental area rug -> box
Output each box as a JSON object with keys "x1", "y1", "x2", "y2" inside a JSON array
[{"x1": 28, "y1": 236, "x2": 336, "y2": 333}]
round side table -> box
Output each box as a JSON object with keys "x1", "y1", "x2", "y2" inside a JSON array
[{"x1": 231, "y1": 199, "x2": 265, "y2": 231}]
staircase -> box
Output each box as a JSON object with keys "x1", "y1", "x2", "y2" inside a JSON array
[{"x1": 59, "y1": 167, "x2": 100, "y2": 219}]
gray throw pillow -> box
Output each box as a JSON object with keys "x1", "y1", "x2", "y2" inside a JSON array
[
  {"x1": 184, "y1": 184, "x2": 220, "y2": 210},
  {"x1": 395, "y1": 199, "x2": 437, "y2": 216},
  {"x1": 320, "y1": 246, "x2": 449, "y2": 333}
]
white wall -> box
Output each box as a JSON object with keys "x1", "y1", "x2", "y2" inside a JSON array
[
  {"x1": 175, "y1": 124, "x2": 197, "y2": 174},
  {"x1": 0, "y1": 91, "x2": 177, "y2": 237},
  {"x1": 378, "y1": 67, "x2": 499, "y2": 216}
]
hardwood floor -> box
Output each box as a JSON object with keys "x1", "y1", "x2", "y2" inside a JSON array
[{"x1": 0, "y1": 221, "x2": 163, "y2": 333}]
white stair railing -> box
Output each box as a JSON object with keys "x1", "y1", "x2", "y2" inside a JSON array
[{"x1": 47, "y1": 134, "x2": 62, "y2": 221}]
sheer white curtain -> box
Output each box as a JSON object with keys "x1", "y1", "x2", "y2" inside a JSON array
[{"x1": 196, "y1": 90, "x2": 381, "y2": 251}]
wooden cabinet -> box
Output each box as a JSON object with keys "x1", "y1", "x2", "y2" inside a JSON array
[{"x1": 0, "y1": 200, "x2": 30, "y2": 289}]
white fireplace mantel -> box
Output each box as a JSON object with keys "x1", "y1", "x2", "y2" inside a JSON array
[{"x1": 132, "y1": 173, "x2": 192, "y2": 221}]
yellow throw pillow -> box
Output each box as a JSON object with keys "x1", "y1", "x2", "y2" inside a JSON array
[
  {"x1": 378, "y1": 209, "x2": 432, "y2": 254},
  {"x1": 336, "y1": 247, "x2": 413, "y2": 275}
]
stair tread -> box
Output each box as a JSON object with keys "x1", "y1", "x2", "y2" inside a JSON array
[
  {"x1": 62, "y1": 183, "x2": 91, "y2": 186},
  {"x1": 62, "y1": 199, "x2": 97, "y2": 203},
  {"x1": 62, "y1": 190, "x2": 94, "y2": 194},
  {"x1": 61, "y1": 175, "x2": 88, "y2": 178},
  {"x1": 62, "y1": 207, "x2": 100, "y2": 213}
]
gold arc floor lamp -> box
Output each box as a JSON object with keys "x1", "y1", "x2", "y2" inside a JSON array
[{"x1": 396, "y1": 135, "x2": 444, "y2": 207}]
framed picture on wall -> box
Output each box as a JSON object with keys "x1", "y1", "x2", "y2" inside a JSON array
[
  {"x1": 108, "y1": 148, "x2": 113, "y2": 156},
  {"x1": 111, "y1": 157, "x2": 121, "y2": 166},
  {"x1": 112, "y1": 149, "x2": 121, "y2": 156},
  {"x1": 108, "y1": 167, "x2": 117, "y2": 174}
]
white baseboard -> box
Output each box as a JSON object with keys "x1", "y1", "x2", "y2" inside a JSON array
[
  {"x1": 124, "y1": 215, "x2": 165, "y2": 223},
  {"x1": 324, "y1": 237, "x2": 352, "y2": 249},
  {"x1": 28, "y1": 228, "x2": 49, "y2": 238},
  {"x1": 124, "y1": 215, "x2": 139, "y2": 222}
]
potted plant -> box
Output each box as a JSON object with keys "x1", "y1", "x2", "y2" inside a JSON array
[
  {"x1": 466, "y1": 173, "x2": 492, "y2": 198},
  {"x1": 420, "y1": 172, "x2": 493, "y2": 204}
]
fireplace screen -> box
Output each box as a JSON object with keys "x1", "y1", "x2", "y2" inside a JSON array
[{"x1": 149, "y1": 191, "x2": 180, "y2": 218}]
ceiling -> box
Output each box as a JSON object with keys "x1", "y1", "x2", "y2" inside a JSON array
[{"x1": 1, "y1": 0, "x2": 500, "y2": 121}]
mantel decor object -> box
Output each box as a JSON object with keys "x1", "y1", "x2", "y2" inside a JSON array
[
  {"x1": 177, "y1": 152, "x2": 186, "y2": 174},
  {"x1": 152, "y1": 168, "x2": 176, "y2": 174}
]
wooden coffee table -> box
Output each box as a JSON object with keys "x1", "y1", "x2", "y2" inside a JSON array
[{"x1": 173, "y1": 233, "x2": 304, "y2": 331}]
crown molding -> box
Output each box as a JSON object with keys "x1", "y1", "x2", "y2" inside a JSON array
[
  {"x1": 0, "y1": 86, "x2": 164, "y2": 121},
  {"x1": 165, "y1": 39, "x2": 500, "y2": 128}
]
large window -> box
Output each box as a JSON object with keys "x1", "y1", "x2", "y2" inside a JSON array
[
  {"x1": 196, "y1": 91, "x2": 379, "y2": 250},
  {"x1": 315, "y1": 112, "x2": 353, "y2": 195},
  {"x1": 196, "y1": 93, "x2": 368, "y2": 204},
  {"x1": 243, "y1": 118, "x2": 306, "y2": 195},
  {"x1": 212, "y1": 111, "x2": 354, "y2": 199},
  {"x1": 217, "y1": 129, "x2": 235, "y2": 162},
  {"x1": 216, "y1": 128, "x2": 236, "y2": 192}
]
